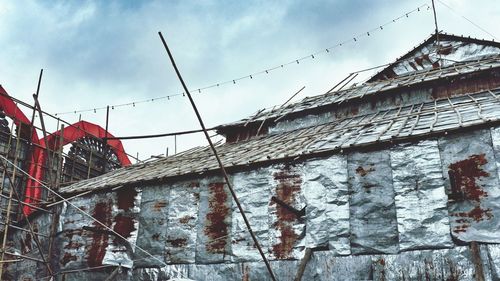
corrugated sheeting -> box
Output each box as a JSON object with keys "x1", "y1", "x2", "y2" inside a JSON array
[
  {"x1": 60, "y1": 88, "x2": 500, "y2": 194},
  {"x1": 220, "y1": 56, "x2": 500, "y2": 128}
]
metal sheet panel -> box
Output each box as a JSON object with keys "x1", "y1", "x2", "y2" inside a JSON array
[
  {"x1": 302, "y1": 251, "x2": 373, "y2": 281},
  {"x1": 132, "y1": 265, "x2": 190, "y2": 281},
  {"x1": 230, "y1": 168, "x2": 271, "y2": 262},
  {"x1": 439, "y1": 129, "x2": 500, "y2": 242},
  {"x1": 390, "y1": 140, "x2": 453, "y2": 251},
  {"x1": 347, "y1": 150, "x2": 399, "y2": 254},
  {"x1": 241, "y1": 260, "x2": 299, "y2": 281},
  {"x1": 135, "y1": 185, "x2": 169, "y2": 267},
  {"x1": 59, "y1": 192, "x2": 115, "y2": 270},
  {"x1": 302, "y1": 156, "x2": 350, "y2": 255},
  {"x1": 486, "y1": 244, "x2": 500, "y2": 280},
  {"x1": 188, "y1": 263, "x2": 243, "y2": 281},
  {"x1": 196, "y1": 177, "x2": 233, "y2": 263},
  {"x1": 372, "y1": 247, "x2": 476, "y2": 280},
  {"x1": 103, "y1": 186, "x2": 142, "y2": 268},
  {"x1": 166, "y1": 180, "x2": 201, "y2": 264},
  {"x1": 268, "y1": 163, "x2": 306, "y2": 260}
]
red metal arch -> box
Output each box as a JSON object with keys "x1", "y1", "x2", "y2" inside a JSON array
[
  {"x1": 42, "y1": 120, "x2": 131, "y2": 166},
  {"x1": 0, "y1": 85, "x2": 39, "y2": 143},
  {"x1": 23, "y1": 121, "x2": 131, "y2": 214}
]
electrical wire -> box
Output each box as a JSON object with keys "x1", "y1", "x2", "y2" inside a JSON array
[
  {"x1": 436, "y1": 0, "x2": 498, "y2": 40},
  {"x1": 53, "y1": 3, "x2": 430, "y2": 116}
]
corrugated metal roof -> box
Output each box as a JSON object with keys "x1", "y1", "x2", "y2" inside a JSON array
[
  {"x1": 60, "y1": 87, "x2": 500, "y2": 194},
  {"x1": 218, "y1": 55, "x2": 500, "y2": 129}
]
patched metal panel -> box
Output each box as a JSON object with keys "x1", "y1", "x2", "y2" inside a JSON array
[
  {"x1": 302, "y1": 156, "x2": 350, "y2": 255},
  {"x1": 302, "y1": 251, "x2": 373, "y2": 281},
  {"x1": 58, "y1": 192, "x2": 115, "y2": 270},
  {"x1": 348, "y1": 151, "x2": 399, "y2": 254},
  {"x1": 196, "y1": 177, "x2": 232, "y2": 263},
  {"x1": 241, "y1": 260, "x2": 299, "y2": 281},
  {"x1": 390, "y1": 140, "x2": 453, "y2": 251},
  {"x1": 166, "y1": 180, "x2": 200, "y2": 264},
  {"x1": 189, "y1": 263, "x2": 243, "y2": 280},
  {"x1": 132, "y1": 265, "x2": 190, "y2": 281},
  {"x1": 103, "y1": 186, "x2": 142, "y2": 268},
  {"x1": 269, "y1": 163, "x2": 306, "y2": 260},
  {"x1": 438, "y1": 129, "x2": 500, "y2": 242},
  {"x1": 135, "y1": 185, "x2": 169, "y2": 266},
  {"x1": 372, "y1": 247, "x2": 476, "y2": 280},
  {"x1": 230, "y1": 168, "x2": 271, "y2": 262}
]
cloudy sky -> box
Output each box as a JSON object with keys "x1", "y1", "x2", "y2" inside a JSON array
[{"x1": 0, "y1": 0, "x2": 498, "y2": 162}]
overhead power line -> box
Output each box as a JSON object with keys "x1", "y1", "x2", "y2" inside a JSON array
[{"x1": 54, "y1": 3, "x2": 430, "y2": 116}]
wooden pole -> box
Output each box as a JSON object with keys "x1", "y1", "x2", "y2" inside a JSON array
[{"x1": 158, "y1": 31, "x2": 277, "y2": 281}]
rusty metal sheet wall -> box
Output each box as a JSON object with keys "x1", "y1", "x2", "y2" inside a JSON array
[
  {"x1": 390, "y1": 140, "x2": 453, "y2": 251},
  {"x1": 268, "y1": 163, "x2": 306, "y2": 260},
  {"x1": 166, "y1": 180, "x2": 200, "y2": 264},
  {"x1": 196, "y1": 177, "x2": 232, "y2": 263},
  {"x1": 438, "y1": 129, "x2": 500, "y2": 243},
  {"x1": 302, "y1": 156, "x2": 350, "y2": 255},
  {"x1": 132, "y1": 264, "x2": 190, "y2": 281},
  {"x1": 302, "y1": 251, "x2": 373, "y2": 281},
  {"x1": 230, "y1": 168, "x2": 272, "y2": 262},
  {"x1": 371, "y1": 247, "x2": 477, "y2": 280},
  {"x1": 347, "y1": 150, "x2": 399, "y2": 255},
  {"x1": 102, "y1": 186, "x2": 142, "y2": 268},
  {"x1": 135, "y1": 185, "x2": 169, "y2": 267},
  {"x1": 486, "y1": 244, "x2": 500, "y2": 279}
]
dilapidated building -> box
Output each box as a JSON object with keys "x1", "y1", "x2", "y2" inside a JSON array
[{"x1": 4, "y1": 33, "x2": 500, "y2": 280}]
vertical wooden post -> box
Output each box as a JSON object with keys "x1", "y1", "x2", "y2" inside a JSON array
[{"x1": 470, "y1": 241, "x2": 485, "y2": 281}]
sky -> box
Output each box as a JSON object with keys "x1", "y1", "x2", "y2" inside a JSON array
[{"x1": 0, "y1": 0, "x2": 498, "y2": 163}]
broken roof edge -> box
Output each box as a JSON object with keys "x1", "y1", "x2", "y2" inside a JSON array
[
  {"x1": 59, "y1": 88, "x2": 500, "y2": 195},
  {"x1": 367, "y1": 32, "x2": 500, "y2": 82},
  {"x1": 216, "y1": 57, "x2": 500, "y2": 134}
]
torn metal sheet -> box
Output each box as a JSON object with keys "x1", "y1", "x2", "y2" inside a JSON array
[
  {"x1": 103, "y1": 186, "x2": 142, "y2": 268},
  {"x1": 230, "y1": 168, "x2": 271, "y2": 262},
  {"x1": 439, "y1": 129, "x2": 500, "y2": 242},
  {"x1": 348, "y1": 150, "x2": 399, "y2": 254},
  {"x1": 196, "y1": 177, "x2": 232, "y2": 263},
  {"x1": 269, "y1": 163, "x2": 306, "y2": 260},
  {"x1": 135, "y1": 185, "x2": 169, "y2": 267},
  {"x1": 166, "y1": 180, "x2": 200, "y2": 264},
  {"x1": 302, "y1": 156, "x2": 350, "y2": 255},
  {"x1": 390, "y1": 140, "x2": 453, "y2": 251},
  {"x1": 302, "y1": 250, "x2": 373, "y2": 281},
  {"x1": 372, "y1": 246, "x2": 477, "y2": 280}
]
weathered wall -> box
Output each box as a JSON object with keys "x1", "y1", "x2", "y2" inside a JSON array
[{"x1": 6, "y1": 127, "x2": 500, "y2": 280}]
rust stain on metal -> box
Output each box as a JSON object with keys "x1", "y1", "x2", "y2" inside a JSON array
[
  {"x1": 437, "y1": 45, "x2": 453, "y2": 55},
  {"x1": 448, "y1": 154, "x2": 494, "y2": 234},
  {"x1": 60, "y1": 252, "x2": 77, "y2": 266},
  {"x1": 355, "y1": 164, "x2": 375, "y2": 177},
  {"x1": 64, "y1": 240, "x2": 83, "y2": 250},
  {"x1": 112, "y1": 214, "x2": 136, "y2": 246},
  {"x1": 167, "y1": 238, "x2": 188, "y2": 248},
  {"x1": 153, "y1": 200, "x2": 167, "y2": 212},
  {"x1": 204, "y1": 182, "x2": 230, "y2": 253},
  {"x1": 152, "y1": 233, "x2": 160, "y2": 241},
  {"x1": 431, "y1": 74, "x2": 500, "y2": 99},
  {"x1": 179, "y1": 215, "x2": 193, "y2": 224},
  {"x1": 448, "y1": 154, "x2": 489, "y2": 201},
  {"x1": 86, "y1": 200, "x2": 112, "y2": 267},
  {"x1": 116, "y1": 186, "x2": 137, "y2": 211},
  {"x1": 271, "y1": 166, "x2": 302, "y2": 259}
]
